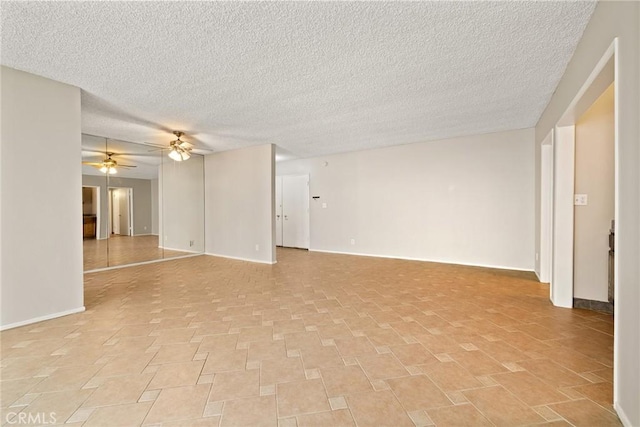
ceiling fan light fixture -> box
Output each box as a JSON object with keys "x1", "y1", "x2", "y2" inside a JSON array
[
  {"x1": 168, "y1": 131, "x2": 192, "y2": 161},
  {"x1": 99, "y1": 155, "x2": 119, "y2": 174},
  {"x1": 100, "y1": 164, "x2": 117, "y2": 174},
  {"x1": 168, "y1": 148, "x2": 184, "y2": 161}
]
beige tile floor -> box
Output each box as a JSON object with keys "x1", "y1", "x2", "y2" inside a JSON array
[
  {"x1": 1, "y1": 248, "x2": 620, "y2": 426},
  {"x1": 83, "y1": 235, "x2": 192, "y2": 271}
]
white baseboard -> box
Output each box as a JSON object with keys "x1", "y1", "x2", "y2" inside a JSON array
[
  {"x1": 1, "y1": 306, "x2": 85, "y2": 331},
  {"x1": 614, "y1": 402, "x2": 633, "y2": 427},
  {"x1": 160, "y1": 246, "x2": 203, "y2": 254},
  {"x1": 308, "y1": 249, "x2": 534, "y2": 272},
  {"x1": 205, "y1": 252, "x2": 277, "y2": 265},
  {"x1": 84, "y1": 253, "x2": 203, "y2": 273}
]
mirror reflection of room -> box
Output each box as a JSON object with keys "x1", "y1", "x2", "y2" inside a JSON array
[{"x1": 81, "y1": 134, "x2": 203, "y2": 270}]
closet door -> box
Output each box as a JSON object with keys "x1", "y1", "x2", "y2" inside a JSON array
[
  {"x1": 282, "y1": 175, "x2": 309, "y2": 249},
  {"x1": 275, "y1": 176, "x2": 283, "y2": 246}
]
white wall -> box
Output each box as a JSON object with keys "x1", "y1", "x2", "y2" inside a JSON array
[
  {"x1": 1, "y1": 66, "x2": 84, "y2": 329},
  {"x1": 159, "y1": 155, "x2": 205, "y2": 252},
  {"x1": 574, "y1": 84, "x2": 615, "y2": 302},
  {"x1": 205, "y1": 144, "x2": 275, "y2": 264},
  {"x1": 534, "y1": 2, "x2": 639, "y2": 425},
  {"x1": 278, "y1": 128, "x2": 535, "y2": 271}
]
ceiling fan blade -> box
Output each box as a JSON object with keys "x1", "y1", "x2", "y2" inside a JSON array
[
  {"x1": 82, "y1": 149, "x2": 108, "y2": 155},
  {"x1": 82, "y1": 162, "x2": 104, "y2": 166},
  {"x1": 119, "y1": 164, "x2": 138, "y2": 168},
  {"x1": 142, "y1": 141, "x2": 166, "y2": 148}
]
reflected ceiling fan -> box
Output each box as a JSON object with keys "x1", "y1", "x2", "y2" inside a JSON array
[{"x1": 82, "y1": 152, "x2": 137, "y2": 175}]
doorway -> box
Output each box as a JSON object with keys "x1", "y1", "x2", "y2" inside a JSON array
[
  {"x1": 108, "y1": 187, "x2": 133, "y2": 236},
  {"x1": 573, "y1": 84, "x2": 615, "y2": 309},
  {"x1": 275, "y1": 175, "x2": 309, "y2": 249},
  {"x1": 540, "y1": 40, "x2": 620, "y2": 418},
  {"x1": 545, "y1": 40, "x2": 617, "y2": 310},
  {"x1": 82, "y1": 186, "x2": 100, "y2": 239}
]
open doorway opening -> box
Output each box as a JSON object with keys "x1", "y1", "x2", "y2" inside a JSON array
[
  {"x1": 540, "y1": 38, "x2": 619, "y2": 417},
  {"x1": 545, "y1": 40, "x2": 616, "y2": 310},
  {"x1": 108, "y1": 187, "x2": 133, "y2": 236},
  {"x1": 573, "y1": 84, "x2": 615, "y2": 311},
  {"x1": 82, "y1": 186, "x2": 100, "y2": 239}
]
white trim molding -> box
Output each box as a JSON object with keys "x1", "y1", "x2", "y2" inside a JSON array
[
  {"x1": 205, "y1": 253, "x2": 277, "y2": 265},
  {"x1": 84, "y1": 253, "x2": 204, "y2": 273},
  {"x1": 0, "y1": 306, "x2": 85, "y2": 331},
  {"x1": 310, "y1": 249, "x2": 535, "y2": 273}
]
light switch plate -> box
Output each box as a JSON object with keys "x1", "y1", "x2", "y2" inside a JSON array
[
  {"x1": 574, "y1": 194, "x2": 588, "y2": 206},
  {"x1": 322, "y1": 203, "x2": 327, "y2": 209}
]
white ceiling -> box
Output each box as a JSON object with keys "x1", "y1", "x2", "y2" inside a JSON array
[{"x1": 2, "y1": 1, "x2": 595, "y2": 160}]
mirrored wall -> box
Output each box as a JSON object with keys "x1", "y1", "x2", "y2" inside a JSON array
[{"x1": 81, "y1": 134, "x2": 205, "y2": 270}]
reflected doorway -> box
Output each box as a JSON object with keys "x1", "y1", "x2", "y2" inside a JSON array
[
  {"x1": 108, "y1": 187, "x2": 133, "y2": 236},
  {"x1": 82, "y1": 186, "x2": 100, "y2": 240}
]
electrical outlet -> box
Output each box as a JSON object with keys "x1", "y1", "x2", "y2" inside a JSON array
[
  {"x1": 535, "y1": 253, "x2": 539, "y2": 261},
  {"x1": 574, "y1": 194, "x2": 588, "y2": 206},
  {"x1": 350, "y1": 239, "x2": 356, "y2": 245},
  {"x1": 190, "y1": 240, "x2": 194, "y2": 247},
  {"x1": 322, "y1": 203, "x2": 327, "y2": 209},
  {"x1": 255, "y1": 244, "x2": 260, "y2": 251}
]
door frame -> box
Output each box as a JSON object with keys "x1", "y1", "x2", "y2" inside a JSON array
[
  {"x1": 277, "y1": 174, "x2": 310, "y2": 249},
  {"x1": 551, "y1": 125, "x2": 575, "y2": 308},
  {"x1": 108, "y1": 186, "x2": 134, "y2": 236},
  {"x1": 546, "y1": 38, "x2": 620, "y2": 404},
  {"x1": 539, "y1": 133, "x2": 553, "y2": 286},
  {"x1": 275, "y1": 176, "x2": 283, "y2": 247},
  {"x1": 549, "y1": 39, "x2": 617, "y2": 308},
  {"x1": 82, "y1": 185, "x2": 101, "y2": 239}
]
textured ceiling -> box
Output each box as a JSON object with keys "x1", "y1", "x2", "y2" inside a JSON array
[{"x1": 2, "y1": 1, "x2": 595, "y2": 159}]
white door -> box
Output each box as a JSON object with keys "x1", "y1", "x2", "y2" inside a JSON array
[
  {"x1": 111, "y1": 189, "x2": 120, "y2": 235},
  {"x1": 282, "y1": 175, "x2": 309, "y2": 249},
  {"x1": 118, "y1": 189, "x2": 131, "y2": 236},
  {"x1": 275, "y1": 176, "x2": 283, "y2": 246}
]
